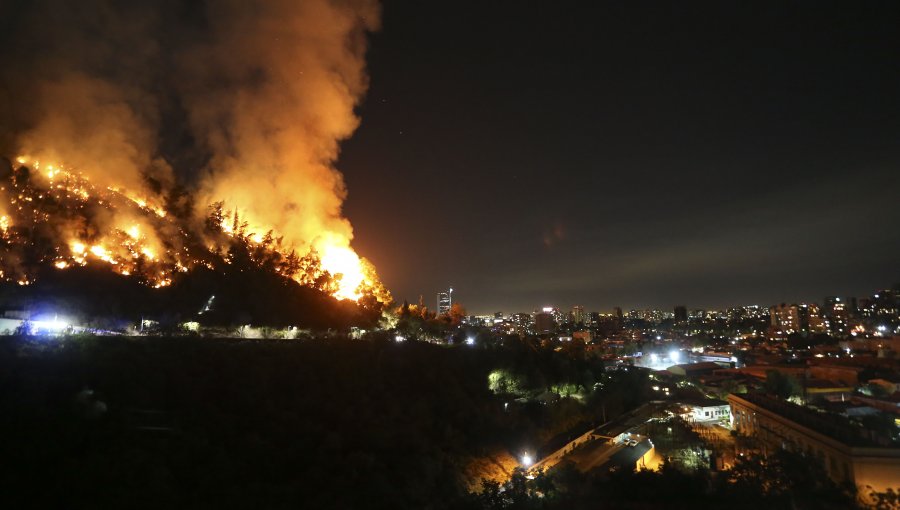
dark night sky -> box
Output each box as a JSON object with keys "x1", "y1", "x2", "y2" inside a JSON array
[{"x1": 338, "y1": 1, "x2": 900, "y2": 314}]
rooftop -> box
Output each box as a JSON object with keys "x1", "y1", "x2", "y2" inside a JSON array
[{"x1": 732, "y1": 393, "x2": 896, "y2": 448}]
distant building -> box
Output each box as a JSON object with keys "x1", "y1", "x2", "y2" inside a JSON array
[
  {"x1": 437, "y1": 288, "x2": 452, "y2": 315},
  {"x1": 825, "y1": 296, "x2": 850, "y2": 336},
  {"x1": 873, "y1": 289, "x2": 898, "y2": 317},
  {"x1": 806, "y1": 303, "x2": 827, "y2": 334},
  {"x1": 538, "y1": 307, "x2": 565, "y2": 326},
  {"x1": 534, "y1": 309, "x2": 555, "y2": 335},
  {"x1": 572, "y1": 305, "x2": 585, "y2": 326},
  {"x1": 510, "y1": 313, "x2": 533, "y2": 331},
  {"x1": 464, "y1": 315, "x2": 491, "y2": 326},
  {"x1": 770, "y1": 304, "x2": 801, "y2": 333},
  {"x1": 674, "y1": 305, "x2": 688, "y2": 322},
  {"x1": 627, "y1": 309, "x2": 671, "y2": 324}
]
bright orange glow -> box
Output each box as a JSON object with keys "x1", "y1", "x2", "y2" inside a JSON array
[{"x1": 319, "y1": 243, "x2": 365, "y2": 301}]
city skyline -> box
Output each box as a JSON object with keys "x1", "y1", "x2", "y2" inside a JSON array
[{"x1": 444, "y1": 283, "x2": 899, "y2": 316}]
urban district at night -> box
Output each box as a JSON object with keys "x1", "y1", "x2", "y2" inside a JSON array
[{"x1": 1, "y1": 1, "x2": 899, "y2": 508}]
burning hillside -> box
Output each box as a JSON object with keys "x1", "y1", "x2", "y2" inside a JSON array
[
  {"x1": 0, "y1": 0, "x2": 391, "y2": 314},
  {"x1": 0, "y1": 156, "x2": 390, "y2": 306}
]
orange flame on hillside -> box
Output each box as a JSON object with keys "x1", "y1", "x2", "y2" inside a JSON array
[{"x1": 0, "y1": 157, "x2": 389, "y2": 304}]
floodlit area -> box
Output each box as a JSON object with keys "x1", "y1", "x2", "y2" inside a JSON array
[{"x1": 636, "y1": 350, "x2": 684, "y2": 371}]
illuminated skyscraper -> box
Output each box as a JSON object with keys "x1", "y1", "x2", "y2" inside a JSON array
[
  {"x1": 437, "y1": 288, "x2": 452, "y2": 315},
  {"x1": 770, "y1": 303, "x2": 801, "y2": 333},
  {"x1": 571, "y1": 305, "x2": 585, "y2": 326},
  {"x1": 824, "y1": 296, "x2": 849, "y2": 336},
  {"x1": 806, "y1": 303, "x2": 827, "y2": 334}
]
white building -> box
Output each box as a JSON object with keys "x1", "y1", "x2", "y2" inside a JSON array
[{"x1": 681, "y1": 398, "x2": 731, "y2": 422}]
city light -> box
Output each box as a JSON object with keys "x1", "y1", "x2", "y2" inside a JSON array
[
  {"x1": 669, "y1": 350, "x2": 680, "y2": 363},
  {"x1": 466, "y1": 337, "x2": 475, "y2": 346}
]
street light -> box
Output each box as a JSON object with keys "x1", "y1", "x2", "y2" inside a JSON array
[{"x1": 520, "y1": 453, "x2": 533, "y2": 467}]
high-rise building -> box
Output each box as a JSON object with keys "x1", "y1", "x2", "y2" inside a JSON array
[
  {"x1": 873, "y1": 289, "x2": 898, "y2": 317},
  {"x1": 437, "y1": 288, "x2": 452, "y2": 315},
  {"x1": 858, "y1": 297, "x2": 875, "y2": 318},
  {"x1": 534, "y1": 307, "x2": 556, "y2": 334},
  {"x1": 674, "y1": 305, "x2": 688, "y2": 323},
  {"x1": 572, "y1": 305, "x2": 585, "y2": 326},
  {"x1": 510, "y1": 313, "x2": 533, "y2": 330},
  {"x1": 824, "y1": 296, "x2": 849, "y2": 336},
  {"x1": 539, "y1": 306, "x2": 565, "y2": 325},
  {"x1": 806, "y1": 303, "x2": 827, "y2": 334},
  {"x1": 770, "y1": 304, "x2": 801, "y2": 333}
]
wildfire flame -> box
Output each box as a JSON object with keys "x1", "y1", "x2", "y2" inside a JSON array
[
  {"x1": 0, "y1": 157, "x2": 390, "y2": 304},
  {"x1": 319, "y1": 244, "x2": 366, "y2": 301}
]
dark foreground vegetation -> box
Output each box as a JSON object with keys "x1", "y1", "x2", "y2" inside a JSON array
[
  {"x1": 473, "y1": 451, "x2": 858, "y2": 510},
  {"x1": 0, "y1": 335, "x2": 867, "y2": 509},
  {"x1": 0, "y1": 334, "x2": 639, "y2": 508}
]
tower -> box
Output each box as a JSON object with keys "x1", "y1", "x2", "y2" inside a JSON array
[
  {"x1": 437, "y1": 287, "x2": 452, "y2": 315},
  {"x1": 572, "y1": 305, "x2": 585, "y2": 326}
]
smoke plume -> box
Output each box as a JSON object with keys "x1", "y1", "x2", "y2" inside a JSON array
[
  {"x1": 0, "y1": 0, "x2": 380, "y2": 299},
  {"x1": 0, "y1": 0, "x2": 383, "y2": 297}
]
